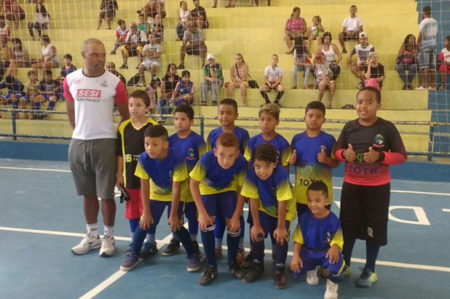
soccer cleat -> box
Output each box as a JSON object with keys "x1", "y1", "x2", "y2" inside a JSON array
[
  {"x1": 355, "y1": 268, "x2": 377, "y2": 288},
  {"x1": 306, "y1": 268, "x2": 319, "y2": 285},
  {"x1": 273, "y1": 269, "x2": 287, "y2": 289},
  {"x1": 99, "y1": 235, "x2": 115, "y2": 257},
  {"x1": 199, "y1": 265, "x2": 218, "y2": 285},
  {"x1": 186, "y1": 252, "x2": 202, "y2": 272},
  {"x1": 324, "y1": 279, "x2": 339, "y2": 299},
  {"x1": 120, "y1": 253, "x2": 142, "y2": 271},
  {"x1": 243, "y1": 262, "x2": 264, "y2": 283},
  {"x1": 161, "y1": 239, "x2": 180, "y2": 256},
  {"x1": 228, "y1": 261, "x2": 245, "y2": 279},
  {"x1": 71, "y1": 234, "x2": 101, "y2": 255},
  {"x1": 140, "y1": 242, "x2": 158, "y2": 259}
]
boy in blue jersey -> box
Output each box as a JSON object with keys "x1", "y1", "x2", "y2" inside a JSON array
[
  {"x1": 190, "y1": 132, "x2": 248, "y2": 285},
  {"x1": 241, "y1": 143, "x2": 296, "y2": 289},
  {"x1": 120, "y1": 125, "x2": 202, "y2": 272},
  {"x1": 289, "y1": 101, "x2": 339, "y2": 220},
  {"x1": 290, "y1": 181, "x2": 344, "y2": 299},
  {"x1": 207, "y1": 98, "x2": 249, "y2": 261},
  {"x1": 163, "y1": 104, "x2": 206, "y2": 256}
]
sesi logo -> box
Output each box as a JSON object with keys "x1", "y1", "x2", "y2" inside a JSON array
[{"x1": 76, "y1": 89, "x2": 102, "y2": 98}]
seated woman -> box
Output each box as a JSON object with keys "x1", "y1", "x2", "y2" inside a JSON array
[
  {"x1": 395, "y1": 34, "x2": 418, "y2": 90},
  {"x1": 321, "y1": 32, "x2": 342, "y2": 81},
  {"x1": 159, "y1": 63, "x2": 181, "y2": 121},
  {"x1": 27, "y1": 1, "x2": 50, "y2": 40},
  {"x1": 284, "y1": 7, "x2": 306, "y2": 54},
  {"x1": 2, "y1": 0, "x2": 25, "y2": 30},
  {"x1": 7, "y1": 38, "x2": 31, "y2": 77},
  {"x1": 32, "y1": 35, "x2": 59, "y2": 72},
  {"x1": 97, "y1": 0, "x2": 118, "y2": 30},
  {"x1": 0, "y1": 36, "x2": 11, "y2": 81},
  {"x1": 225, "y1": 53, "x2": 248, "y2": 106}
]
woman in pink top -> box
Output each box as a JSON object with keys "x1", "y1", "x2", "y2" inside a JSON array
[{"x1": 284, "y1": 7, "x2": 306, "y2": 54}]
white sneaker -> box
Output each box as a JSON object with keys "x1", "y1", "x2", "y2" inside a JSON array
[
  {"x1": 415, "y1": 86, "x2": 426, "y2": 90},
  {"x1": 71, "y1": 234, "x2": 101, "y2": 255},
  {"x1": 324, "y1": 279, "x2": 339, "y2": 299},
  {"x1": 99, "y1": 235, "x2": 116, "y2": 257},
  {"x1": 306, "y1": 268, "x2": 319, "y2": 285}
]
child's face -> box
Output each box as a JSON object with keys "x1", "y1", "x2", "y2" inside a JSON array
[
  {"x1": 128, "y1": 97, "x2": 148, "y2": 120},
  {"x1": 370, "y1": 54, "x2": 378, "y2": 65},
  {"x1": 235, "y1": 55, "x2": 243, "y2": 64},
  {"x1": 259, "y1": 112, "x2": 279, "y2": 135},
  {"x1": 28, "y1": 72, "x2": 38, "y2": 82},
  {"x1": 44, "y1": 73, "x2": 52, "y2": 81},
  {"x1": 254, "y1": 159, "x2": 276, "y2": 181},
  {"x1": 312, "y1": 17, "x2": 319, "y2": 25},
  {"x1": 445, "y1": 38, "x2": 450, "y2": 48},
  {"x1": 307, "y1": 190, "x2": 329, "y2": 216},
  {"x1": 144, "y1": 136, "x2": 169, "y2": 159},
  {"x1": 350, "y1": 6, "x2": 357, "y2": 15},
  {"x1": 139, "y1": 15, "x2": 145, "y2": 23},
  {"x1": 182, "y1": 74, "x2": 190, "y2": 82},
  {"x1": 174, "y1": 112, "x2": 193, "y2": 133},
  {"x1": 360, "y1": 37, "x2": 368, "y2": 46},
  {"x1": 408, "y1": 35, "x2": 416, "y2": 45},
  {"x1": 120, "y1": 22, "x2": 126, "y2": 30},
  {"x1": 181, "y1": 1, "x2": 187, "y2": 9},
  {"x1": 356, "y1": 90, "x2": 380, "y2": 123},
  {"x1": 218, "y1": 104, "x2": 238, "y2": 127},
  {"x1": 271, "y1": 56, "x2": 278, "y2": 67},
  {"x1": 305, "y1": 108, "x2": 325, "y2": 131},
  {"x1": 214, "y1": 145, "x2": 239, "y2": 170},
  {"x1": 64, "y1": 58, "x2": 72, "y2": 66}
]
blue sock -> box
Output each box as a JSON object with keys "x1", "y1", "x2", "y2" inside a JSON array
[
  {"x1": 365, "y1": 242, "x2": 380, "y2": 272},
  {"x1": 274, "y1": 240, "x2": 288, "y2": 267},
  {"x1": 33, "y1": 103, "x2": 40, "y2": 110},
  {"x1": 227, "y1": 230, "x2": 241, "y2": 264},
  {"x1": 174, "y1": 226, "x2": 195, "y2": 256},
  {"x1": 47, "y1": 101, "x2": 55, "y2": 110},
  {"x1": 201, "y1": 227, "x2": 216, "y2": 267},
  {"x1": 129, "y1": 218, "x2": 140, "y2": 233},
  {"x1": 11, "y1": 102, "x2": 18, "y2": 109},
  {"x1": 250, "y1": 240, "x2": 264, "y2": 263},
  {"x1": 343, "y1": 237, "x2": 356, "y2": 267}
]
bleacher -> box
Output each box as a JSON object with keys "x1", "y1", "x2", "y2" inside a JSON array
[{"x1": 0, "y1": 0, "x2": 448, "y2": 158}]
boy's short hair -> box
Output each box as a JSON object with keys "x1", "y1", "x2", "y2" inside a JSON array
[
  {"x1": 253, "y1": 143, "x2": 278, "y2": 164},
  {"x1": 44, "y1": 69, "x2": 53, "y2": 76},
  {"x1": 305, "y1": 101, "x2": 326, "y2": 116},
  {"x1": 144, "y1": 124, "x2": 168, "y2": 140},
  {"x1": 174, "y1": 103, "x2": 194, "y2": 120},
  {"x1": 445, "y1": 35, "x2": 450, "y2": 42},
  {"x1": 118, "y1": 19, "x2": 125, "y2": 26},
  {"x1": 219, "y1": 98, "x2": 238, "y2": 113},
  {"x1": 422, "y1": 5, "x2": 431, "y2": 14},
  {"x1": 63, "y1": 53, "x2": 72, "y2": 60},
  {"x1": 181, "y1": 70, "x2": 190, "y2": 77},
  {"x1": 41, "y1": 34, "x2": 51, "y2": 44},
  {"x1": 216, "y1": 132, "x2": 239, "y2": 149},
  {"x1": 259, "y1": 103, "x2": 280, "y2": 120},
  {"x1": 357, "y1": 86, "x2": 381, "y2": 103},
  {"x1": 307, "y1": 181, "x2": 329, "y2": 199},
  {"x1": 138, "y1": 13, "x2": 144, "y2": 18},
  {"x1": 129, "y1": 89, "x2": 150, "y2": 107},
  {"x1": 272, "y1": 54, "x2": 279, "y2": 59},
  {"x1": 350, "y1": 5, "x2": 357, "y2": 10}
]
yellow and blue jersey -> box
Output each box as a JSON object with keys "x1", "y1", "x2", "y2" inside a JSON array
[
  {"x1": 244, "y1": 133, "x2": 291, "y2": 167},
  {"x1": 134, "y1": 147, "x2": 188, "y2": 202},
  {"x1": 190, "y1": 150, "x2": 247, "y2": 195},
  {"x1": 206, "y1": 126, "x2": 249, "y2": 155},
  {"x1": 241, "y1": 165, "x2": 296, "y2": 221},
  {"x1": 290, "y1": 131, "x2": 336, "y2": 205},
  {"x1": 292, "y1": 210, "x2": 343, "y2": 251}
]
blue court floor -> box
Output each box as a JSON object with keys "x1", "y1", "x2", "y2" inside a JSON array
[{"x1": 0, "y1": 159, "x2": 449, "y2": 299}]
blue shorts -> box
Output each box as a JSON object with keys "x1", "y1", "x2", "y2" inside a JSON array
[
  {"x1": 418, "y1": 45, "x2": 436, "y2": 70},
  {"x1": 258, "y1": 211, "x2": 290, "y2": 243},
  {"x1": 201, "y1": 191, "x2": 237, "y2": 219},
  {"x1": 147, "y1": 200, "x2": 184, "y2": 234},
  {"x1": 1, "y1": 93, "x2": 23, "y2": 102},
  {"x1": 294, "y1": 248, "x2": 345, "y2": 280},
  {"x1": 43, "y1": 94, "x2": 59, "y2": 101}
]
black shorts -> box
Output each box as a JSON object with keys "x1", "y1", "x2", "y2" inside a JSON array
[
  {"x1": 339, "y1": 182, "x2": 390, "y2": 246},
  {"x1": 186, "y1": 45, "x2": 206, "y2": 55}
]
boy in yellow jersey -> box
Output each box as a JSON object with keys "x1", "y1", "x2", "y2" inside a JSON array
[
  {"x1": 116, "y1": 90, "x2": 157, "y2": 254},
  {"x1": 241, "y1": 143, "x2": 295, "y2": 289}
]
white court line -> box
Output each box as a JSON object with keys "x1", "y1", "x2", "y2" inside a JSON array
[
  {"x1": 443, "y1": 209, "x2": 450, "y2": 213},
  {"x1": 1, "y1": 165, "x2": 450, "y2": 197},
  {"x1": 2, "y1": 225, "x2": 450, "y2": 275}
]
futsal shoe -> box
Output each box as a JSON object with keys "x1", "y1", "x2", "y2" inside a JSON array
[
  {"x1": 140, "y1": 242, "x2": 158, "y2": 258},
  {"x1": 236, "y1": 248, "x2": 245, "y2": 264},
  {"x1": 162, "y1": 238, "x2": 180, "y2": 256},
  {"x1": 99, "y1": 235, "x2": 115, "y2": 257},
  {"x1": 355, "y1": 268, "x2": 377, "y2": 288},
  {"x1": 242, "y1": 262, "x2": 264, "y2": 283},
  {"x1": 306, "y1": 268, "x2": 320, "y2": 285},
  {"x1": 71, "y1": 234, "x2": 101, "y2": 255},
  {"x1": 228, "y1": 261, "x2": 245, "y2": 279},
  {"x1": 199, "y1": 265, "x2": 218, "y2": 285},
  {"x1": 186, "y1": 252, "x2": 202, "y2": 272},
  {"x1": 273, "y1": 268, "x2": 287, "y2": 289},
  {"x1": 324, "y1": 279, "x2": 339, "y2": 299},
  {"x1": 120, "y1": 253, "x2": 142, "y2": 271}
]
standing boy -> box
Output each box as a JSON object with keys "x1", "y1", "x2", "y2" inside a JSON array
[
  {"x1": 335, "y1": 87, "x2": 407, "y2": 287},
  {"x1": 190, "y1": 133, "x2": 248, "y2": 285},
  {"x1": 417, "y1": 5, "x2": 438, "y2": 90}
]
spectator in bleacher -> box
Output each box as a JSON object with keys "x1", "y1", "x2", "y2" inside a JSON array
[
  {"x1": 348, "y1": 32, "x2": 374, "y2": 88},
  {"x1": 313, "y1": 51, "x2": 335, "y2": 108},
  {"x1": 321, "y1": 32, "x2": 342, "y2": 81},
  {"x1": 191, "y1": 0, "x2": 208, "y2": 29},
  {"x1": 27, "y1": 1, "x2": 50, "y2": 40},
  {"x1": 97, "y1": 0, "x2": 118, "y2": 30},
  {"x1": 139, "y1": 32, "x2": 162, "y2": 79},
  {"x1": 21, "y1": 70, "x2": 39, "y2": 119},
  {"x1": 0, "y1": 36, "x2": 11, "y2": 81},
  {"x1": 140, "y1": 0, "x2": 166, "y2": 21},
  {"x1": 395, "y1": 34, "x2": 418, "y2": 90},
  {"x1": 0, "y1": 15, "x2": 10, "y2": 39},
  {"x1": 179, "y1": 20, "x2": 207, "y2": 69},
  {"x1": 2, "y1": 0, "x2": 25, "y2": 30},
  {"x1": 0, "y1": 74, "x2": 24, "y2": 115},
  {"x1": 292, "y1": 36, "x2": 312, "y2": 89},
  {"x1": 260, "y1": 54, "x2": 284, "y2": 105},
  {"x1": 338, "y1": 5, "x2": 363, "y2": 54},
  {"x1": 58, "y1": 53, "x2": 77, "y2": 81},
  {"x1": 38, "y1": 69, "x2": 60, "y2": 112},
  {"x1": 32, "y1": 34, "x2": 60, "y2": 71},
  {"x1": 171, "y1": 69, "x2": 194, "y2": 105},
  {"x1": 307, "y1": 15, "x2": 324, "y2": 49},
  {"x1": 110, "y1": 19, "x2": 128, "y2": 55},
  {"x1": 176, "y1": 1, "x2": 191, "y2": 41},
  {"x1": 138, "y1": 13, "x2": 149, "y2": 34},
  {"x1": 8, "y1": 38, "x2": 30, "y2": 73},
  {"x1": 119, "y1": 22, "x2": 147, "y2": 69},
  {"x1": 126, "y1": 67, "x2": 146, "y2": 87},
  {"x1": 201, "y1": 53, "x2": 223, "y2": 106},
  {"x1": 150, "y1": 13, "x2": 164, "y2": 42},
  {"x1": 363, "y1": 52, "x2": 385, "y2": 90},
  {"x1": 416, "y1": 5, "x2": 438, "y2": 90},
  {"x1": 145, "y1": 76, "x2": 160, "y2": 114},
  {"x1": 158, "y1": 63, "x2": 180, "y2": 121},
  {"x1": 284, "y1": 7, "x2": 307, "y2": 54},
  {"x1": 106, "y1": 61, "x2": 126, "y2": 84},
  {"x1": 438, "y1": 36, "x2": 450, "y2": 90},
  {"x1": 225, "y1": 53, "x2": 248, "y2": 106}
]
